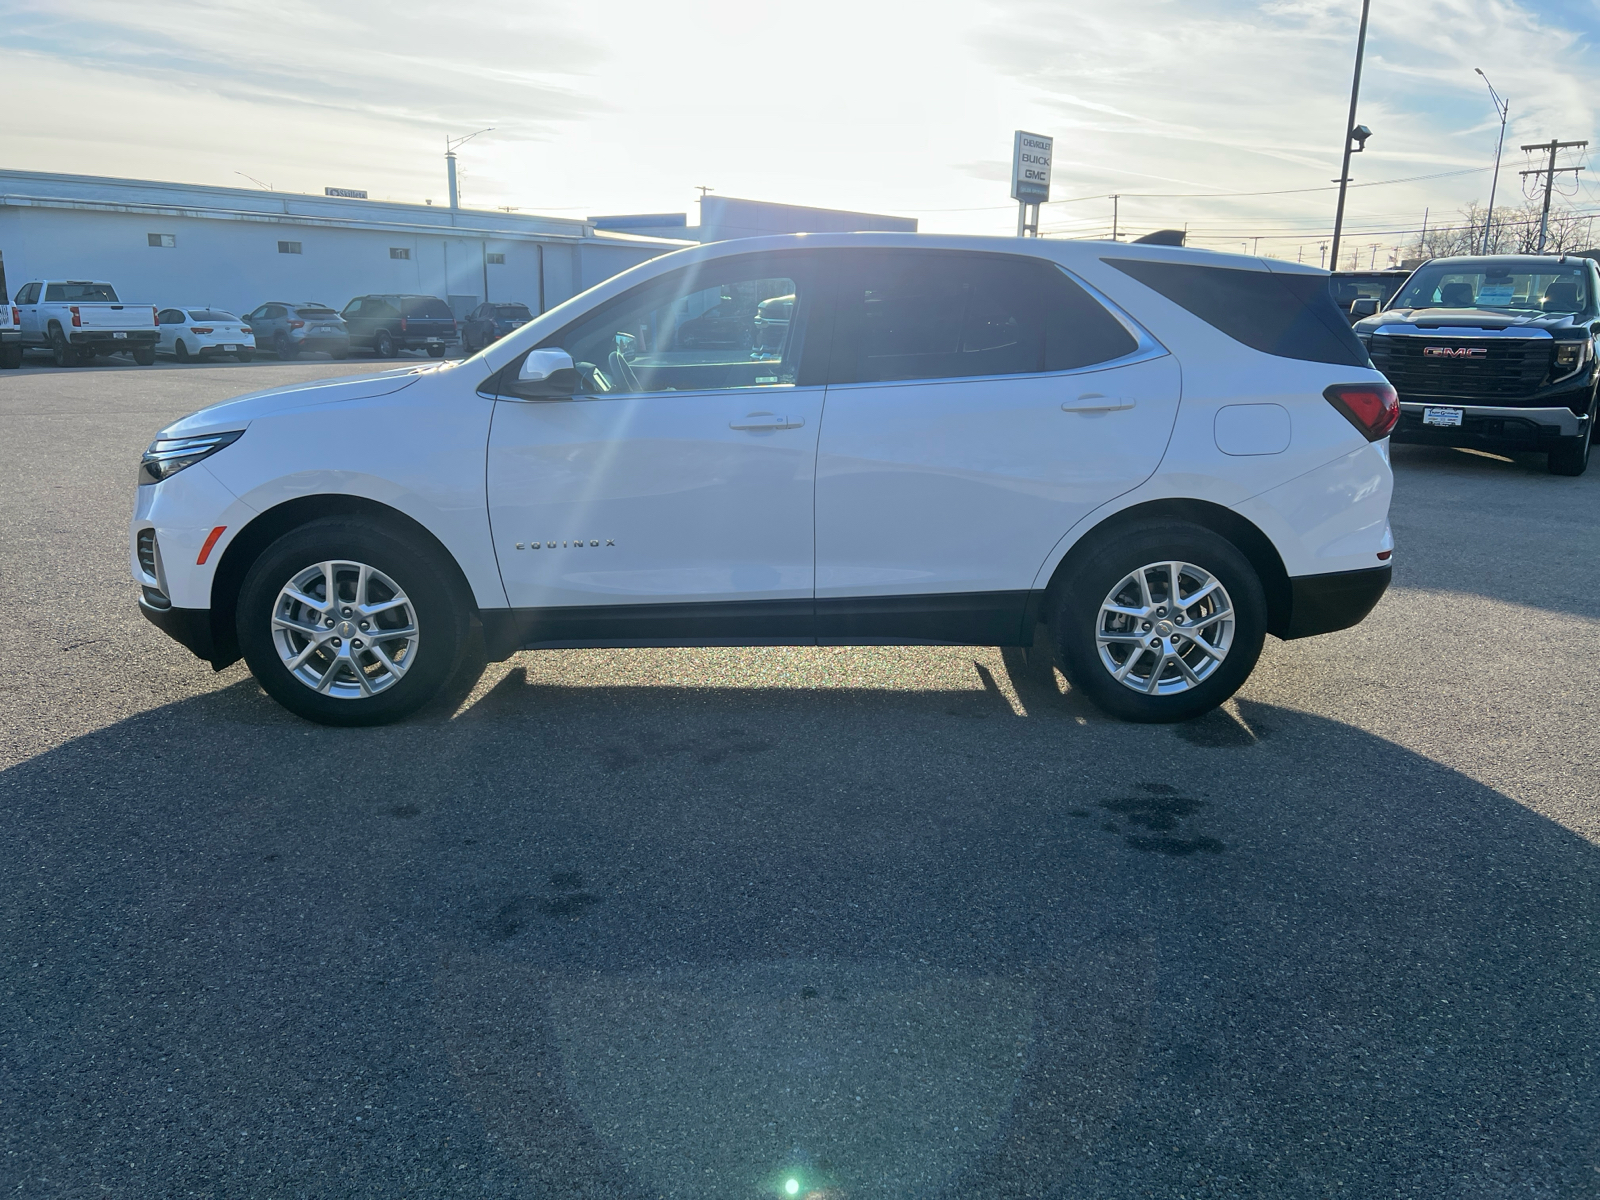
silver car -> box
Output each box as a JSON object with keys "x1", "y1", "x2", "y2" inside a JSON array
[{"x1": 243, "y1": 301, "x2": 350, "y2": 361}]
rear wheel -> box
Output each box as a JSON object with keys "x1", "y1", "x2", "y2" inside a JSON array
[
  {"x1": 236, "y1": 519, "x2": 473, "y2": 726},
  {"x1": 50, "y1": 327, "x2": 79, "y2": 368},
  {"x1": 1052, "y1": 522, "x2": 1267, "y2": 723},
  {"x1": 375, "y1": 330, "x2": 396, "y2": 358},
  {"x1": 274, "y1": 332, "x2": 299, "y2": 361},
  {"x1": 175, "y1": 339, "x2": 191, "y2": 362},
  {"x1": 132, "y1": 345, "x2": 156, "y2": 366},
  {"x1": 0, "y1": 343, "x2": 20, "y2": 369}
]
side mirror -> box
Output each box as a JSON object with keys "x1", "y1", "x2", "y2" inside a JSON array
[
  {"x1": 506, "y1": 347, "x2": 579, "y2": 399},
  {"x1": 1350, "y1": 297, "x2": 1380, "y2": 319}
]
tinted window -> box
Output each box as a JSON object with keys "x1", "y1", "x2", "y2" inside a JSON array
[
  {"x1": 830, "y1": 251, "x2": 1137, "y2": 384},
  {"x1": 528, "y1": 253, "x2": 816, "y2": 398},
  {"x1": 1108, "y1": 258, "x2": 1367, "y2": 367},
  {"x1": 45, "y1": 282, "x2": 119, "y2": 302},
  {"x1": 187, "y1": 310, "x2": 238, "y2": 322},
  {"x1": 295, "y1": 307, "x2": 337, "y2": 318},
  {"x1": 401, "y1": 296, "x2": 453, "y2": 319},
  {"x1": 496, "y1": 305, "x2": 532, "y2": 319},
  {"x1": 17, "y1": 283, "x2": 40, "y2": 304},
  {"x1": 159, "y1": 309, "x2": 185, "y2": 324},
  {"x1": 266, "y1": 305, "x2": 286, "y2": 319},
  {"x1": 1393, "y1": 263, "x2": 1591, "y2": 314}
]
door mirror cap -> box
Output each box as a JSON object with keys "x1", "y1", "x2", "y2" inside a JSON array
[
  {"x1": 506, "y1": 347, "x2": 579, "y2": 399},
  {"x1": 1350, "y1": 297, "x2": 1380, "y2": 319},
  {"x1": 519, "y1": 347, "x2": 574, "y2": 382}
]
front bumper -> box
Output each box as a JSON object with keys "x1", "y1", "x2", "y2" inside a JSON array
[
  {"x1": 1393, "y1": 401, "x2": 1590, "y2": 447},
  {"x1": 1283, "y1": 565, "x2": 1392, "y2": 639},
  {"x1": 138, "y1": 596, "x2": 215, "y2": 662}
]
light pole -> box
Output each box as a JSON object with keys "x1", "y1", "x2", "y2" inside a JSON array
[
  {"x1": 1474, "y1": 68, "x2": 1509, "y2": 255},
  {"x1": 1328, "y1": 0, "x2": 1373, "y2": 271},
  {"x1": 445, "y1": 128, "x2": 494, "y2": 209}
]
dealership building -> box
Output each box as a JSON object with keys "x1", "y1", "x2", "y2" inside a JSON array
[
  {"x1": 0, "y1": 170, "x2": 920, "y2": 323},
  {"x1": 0, "y1": 169, "x2": 687, "y2": 321}
]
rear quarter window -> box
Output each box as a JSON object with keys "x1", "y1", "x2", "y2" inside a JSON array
[
  {"x1": 402, "y1": 297, "x2": 453, "y2": 319},
  {"x1": 1107, "y1": 259, "x2": 1368, "y2": 367}
]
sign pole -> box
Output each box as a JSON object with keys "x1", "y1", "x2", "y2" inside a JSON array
[{"x1": 1011, "y1": 131, "x2": 1053, "y2": 238}]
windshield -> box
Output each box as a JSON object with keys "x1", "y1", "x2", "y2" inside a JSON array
[
  {"x1": 1394, "y1": 264, "x2": 1590, "y2": 314},
  {"x1": 296, "y1": 307, "x2": 338, "y2": 318},
  {"x1": 45, "y1": 282, "x2": 119, "y2": 302},
  {"x1": 187, "y1": 310, "x2": 238, "y2": 322}
]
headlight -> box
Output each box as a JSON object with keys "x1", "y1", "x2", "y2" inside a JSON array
[
  {"x1": 138, "y1": 430, "x2": 244, "y2": 485},
  {"x1": 1553, "y1": 340, "x2": 1591, "y2": 377}
]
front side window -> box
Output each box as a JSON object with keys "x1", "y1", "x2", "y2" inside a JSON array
[
  {"x1": 17, "y1": 283, "x2": 40, "y2": 304},
  {"x1": 532, "y1": 254, "x2": 813, "y2": 397},
  {"x1": 830, "y1": 251, "x2": 1137, "y2": 384}
]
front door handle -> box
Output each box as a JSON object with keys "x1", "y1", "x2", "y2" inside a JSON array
[
  {"x1": 730, "y1": 412, "x2": 804, "y2": 430},
  {"x1": 1062, "y1": 392, "x2": 1136, "y2": 413}
]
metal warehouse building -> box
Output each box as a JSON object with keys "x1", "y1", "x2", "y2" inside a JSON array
[{"x1": 0, "y1": 169, "x2": 687, "y2": 322}]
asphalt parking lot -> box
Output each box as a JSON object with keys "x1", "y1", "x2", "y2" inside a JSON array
[{"x1": 2, "y1": 358, "x2": 1597, "y2": 1199}]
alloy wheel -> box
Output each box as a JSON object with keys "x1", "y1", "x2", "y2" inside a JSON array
[
  {"x1": 270, "y1": 560, "x2": 420, "y2": 698},
  {"x1": 1095, "y1": 560, "x2": 1235, "y2": 695}
]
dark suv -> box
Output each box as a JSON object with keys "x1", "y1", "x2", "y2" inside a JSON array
[
  {"x1": 341, "y1": 294, "x2": 457, "y2": 358},
  {"x1": 461, "y1": 302, "x2": 534, "y2": 353},
  {"x1": 1356, "y1": 254, "x2": 1599, "y2": 475}
]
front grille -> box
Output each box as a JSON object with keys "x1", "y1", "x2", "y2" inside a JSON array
[{"x1": 1369, "y1": 336, "x2": 1551, "y2": 401}]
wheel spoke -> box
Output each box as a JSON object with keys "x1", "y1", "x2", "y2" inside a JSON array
[
  {"x1": 1182, "y1": 578, "x2": 1221, "y2": 609},
  {"x1": 368, "y1": 641, "x2": 407, "y2": 679},
  {"x1": 285, "y1": 640, "x2": 323, "y2": 671},
  {"x1": 1189, "y1": 633, "x2": 1225, "y2": 661},
  {"x1": 351, "y1": 657, "x2": 374, "y2": 697},
  {"x1": 1173, "y1": 653, "x2": 1202, "y2": 685},
  {"x1": 320, "y1": 562, "x2": 338, "y2": 610},
  {"x1": 358, "y1": 595, "x2": 409, "y2": 618},
  {"x1": 273, "y1": 614, "x2": 325, "y2": 637},
  {"x1": 1190, "y1": 606, "x2": 1233, "y2": 631},
  {"x1": 283, "y1": 586, "x2": 327, "y2": 614},
  {"x1": 1097, "y1": 629, "x2": 1145, "y2": 644},
  {"x1": 1134, "y1": 568, "x2": 1154, "y2": 609},
  {"x1": 355, "y1": 562, "x2": 371, "y2": 611},
  {"x1": 1167, "y1": 562, "x2": 1182, "y2": 610},
  {"x1": 315, "y1": 658, "x2": 343, "y2": 693},
  {"x1": 1103, "y1": 602, "x2": 1148, "y2": 619},
  {"x1": 1144, "y1": 652, "x2": 1166, "y2": 693}
]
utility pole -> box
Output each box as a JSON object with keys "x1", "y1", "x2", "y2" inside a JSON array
[
  {"x1": 1328, "y1": 0, "x2": 1373, "y2": 271},
  {"x1": 1519, "y1": 138, "x2": 1587, "y2": 252},
  {"x1": 1418, "y1": 207, "x2": 1428, "y2": 258},
  {"x1": 1110, "y1": 194, "x2": 1120, "y2": 242},
  {"x1": 1474, "y1": 69, "x2": 1509, "y2": 254},
  {"x1": 1320, "y1": 242, "x2": 1328, "y2": 269}
]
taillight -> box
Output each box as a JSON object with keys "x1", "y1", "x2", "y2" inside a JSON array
[
  {"x1": 190, "y1": 327, "x2": 214, "y2": 334},
  {"x1": 288, "y1": 319, "x2": 304, "y2": 330},
  {"x1": 1324, "y1": 382, "x2": 1399, "y2": 441},
  {"x1": 241, "y1": 326, "x2": 252, "y2": 335},
  {"x1": 69, "y1": 305, "x2": 82, "y2": 327},
  {"x1": 400, "y1": 316, "x2": 408, "y2": 332},
  {"x1": 9, "y1": 307, "x2": 17, "y2": 325},
  {"x1": 152, "y1": 306, "x2": 159, "y2": 326}
]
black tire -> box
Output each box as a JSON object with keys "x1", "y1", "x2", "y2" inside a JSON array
[
  {"x1": 132, "y1": 345, "x2": 156, "y2": 366},
  {"x1": 0, "y1": 343, "x2": 20, "y2": 369},
  {"x1": 236, "y1": 519, "x2": 472, "y2": 726},
  {"x1": 331, "y1": 345, "x2": 349, "y2": 360},
  {"x1": 175, "y1": 339, "x2": 191, "y2": 363},
  {"x1": 375, "y1": 329, "x2": 396, "y2": 358},
  {"x1": 427, "y1": 344, "x2": 447, "y2": 358},
  {"x1": 50, "y1": 327, "x2": 78, "y2": 368},
  {"x1": 1548, "y1": 408, "x2": 1593, "y2": 477},
  {"x1": 275, "y1": 332, "x2": 299, "y2": 362},
  {"x1": 236, "y1": 348, "x2": 254, "y2": 362},
  {"x1": 1052, "y1": 521, "x2": 1267, "y2": 723}
]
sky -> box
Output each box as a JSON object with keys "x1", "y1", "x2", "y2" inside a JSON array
[{"x1": 4, "y1": 0, "x2": 1599, "y2": 267}]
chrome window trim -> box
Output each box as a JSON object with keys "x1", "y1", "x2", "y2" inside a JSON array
[{"x1": 1371, "y1": 324, "x2": 1553, "y2": 339}]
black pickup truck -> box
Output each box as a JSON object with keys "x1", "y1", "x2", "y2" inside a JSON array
[{"x1": 1353, "y1": 254, "x2": 1598, "y2": 475}]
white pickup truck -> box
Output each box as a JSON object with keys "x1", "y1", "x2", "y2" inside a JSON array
[
  {"x1": 0, "y1": 300, "x2": 19, "y2": 369},
  {"x1": 11, "y1": 280, "x2": 159, "y2": 366}
]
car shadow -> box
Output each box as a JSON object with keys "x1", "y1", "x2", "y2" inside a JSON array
[
  {"x1": 2, "y1": 670, "x2": 1596, "y2": 1198},
  {"x1": 1388, "y1": 443, "x2": 1600, "y2": 620}
]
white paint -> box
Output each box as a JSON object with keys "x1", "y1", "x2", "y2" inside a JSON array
[{"x1": 1214, "y1": 403, "x2": 1292, "y2": 456}]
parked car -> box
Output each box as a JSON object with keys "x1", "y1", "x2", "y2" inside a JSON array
[
  {"x1": 244, "y1": 302, "x2": 349, "y2": 361},
  {"x1": 462, "y1": 302, "x2": 534, "y2": 353},
  {"x1": 12, "y1": 279, "x2": 158, "y2": 365},
  {"x1": 157, "y1": 307, "x2": 255, "y2": 362},
  {"x1": 1330, "y1": 268, "x2": 1411, "y2": 324},
  {"x1": 341, "y1": 294, "x2": 456, "y2": 358},
  {"x1": 1355, "y1": 254, "x2": 1598, "y2": 475},
  {"x1": 0, "y1": 301, "x2": 19, "y2": 369},
  {"x1": 752, "y1": 292, "x2": 794, "y2": 354},
  {"x1": 132, "y1": 234, "x2": 1395, "y2": 728}
]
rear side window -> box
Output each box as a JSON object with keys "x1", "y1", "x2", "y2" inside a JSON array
[
  {"x1": 402, "y1": 296, "x2": 453, "y2": 319},
  {"x1": 830, "y1": 251, "x2": 1137, "y2": 384},
  {"x1": 1108, "y1": 258, "x2": 1368, "y2": 367}
]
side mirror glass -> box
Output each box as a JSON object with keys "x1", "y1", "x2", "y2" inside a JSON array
[
  {"x1": 1350, "y1": 297, "x2": 1380, "y2": 319},
  {"x1": 614, "y1": 331, "x2": 638, "y2": 362},
  {"x1": 506, "y1": 347, "x2": 579, "y2": 399}
]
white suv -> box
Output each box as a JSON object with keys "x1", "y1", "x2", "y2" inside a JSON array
[{"x1": 131, "y1": 234, "x2": 1397, "y2": 726}]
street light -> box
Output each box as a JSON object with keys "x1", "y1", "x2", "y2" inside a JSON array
[
  {"x1": 1474, "y1": 69, "x2": 1510, "y2": 255},
  {"x1": 1328, "y1": 0, "x2": 1373, "y2": 270},
  {"x1": 445, "y1": 128, "x2": 494, "y2": 209}
]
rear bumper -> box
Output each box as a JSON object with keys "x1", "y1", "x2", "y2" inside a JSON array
[
  {"x1": 1283, "y1": 565, "x2": 1391, "y2": 640},
  {"x1": 138, "y1": 596, "x2": 215, "y2": 662},
  {"x1": 0, "y1": 330, "x2": 20, "y2": 343},
  {"x1": 69, "y1": 330, "x2": 158, "y2": 346},
  {"x1": 1393, "y1": 401, "x2": 1590, "y2": 446}
]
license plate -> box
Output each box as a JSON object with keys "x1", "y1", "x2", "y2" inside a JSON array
[
  {"x1": 316, "y1": 326, "x2": 337, "y2": 333},
  {"x1": 113, "y1": 331, "x2": 127, "y2": 339},
  {"x1": 1423, "y1": 406, "x2": 1464, "y2": 427},
  {"x1": 426, "y1": 337, "x2": 442, "y2": 344},
  {"x1": 221, "y1": 344, "x2": 237, "y2": 351}
]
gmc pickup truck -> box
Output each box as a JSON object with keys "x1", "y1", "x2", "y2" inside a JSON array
[
  {"x1": 11, "y1": 279, "x2": 159, "y2": 366},
  {"x1": 1354, "y1": 254, "x2": 1599, "y2": 476},
  {"x1": 0, "y1": 255, "x2": 19, "y2": 368}
]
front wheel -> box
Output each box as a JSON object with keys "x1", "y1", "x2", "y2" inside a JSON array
[
  {"x1": 132, "y1": 345, "x2": 156, "y2": 366},
  {"x1": 236, "y1": 519, "x2": 473, "y2": 726},
  {"x1": 1052, "y1": 522, "x2": 1267, "y2": 723},
  {"x1": 236, "y1": 348, "x2": 254, "y2": 362},
  {"x1": 1548, "y1": 415, "x2": 1593, "y2": 477}
]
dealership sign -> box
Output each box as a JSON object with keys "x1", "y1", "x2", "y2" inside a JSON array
[
  {"x1": 1011, "y1": 132, "x2": 1052, "y2": 203},
  {"x1": 325, "y1": 187, "x2": 368, "y2": 199}
]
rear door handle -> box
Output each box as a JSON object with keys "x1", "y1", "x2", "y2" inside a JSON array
[
  {"x1": 730, "y1": 412, "x2": 804, "y2": 430},
  {"x1": 1062, "y1": 392, "x2": 1136, "y2": 413}
]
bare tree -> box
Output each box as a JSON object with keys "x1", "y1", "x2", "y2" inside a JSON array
[{"x1": 1413, "y1": 201, "x2": 1595, "y2": 259}]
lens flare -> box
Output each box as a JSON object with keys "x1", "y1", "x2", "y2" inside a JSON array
[{"x1": 784, "y1": 1179, "x2": 800, "y2": 1196}]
